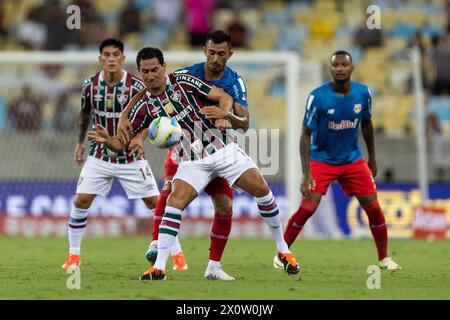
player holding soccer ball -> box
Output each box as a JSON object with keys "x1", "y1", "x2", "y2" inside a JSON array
[
  {"x1": 274, "y1": 50, "x2": 400, "y2": 270},
  {"x1": 118, "y1": 30, "x2": 250, "y2": 280},
  {"x1": 88, "y1": 47, "x2": 300, "y2": 281},
  {"x1": 61, "y1": 39, "x2": 162, "y2": 269}
]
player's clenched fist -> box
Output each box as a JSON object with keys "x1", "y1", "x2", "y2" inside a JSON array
[
  {"x1": 300, "y1": 173, "x2": 316, "y2": 199},
  {"x1": 73, "y1": 143, "x2": 85, "y2": 166}
]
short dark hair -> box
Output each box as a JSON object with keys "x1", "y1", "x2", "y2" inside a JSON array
[
  {"x1": 331, "y1": 50, "x2": 353, "y2": 62},
  {"x1": 206, "y1": 30, "x2": 232, "y2": 46},
  {"x1": 136, "y1": 47, "x2": 165, "y2": 68},
  {"x1": 99, "y1": 38, "x2": 124, "y2": 54}
]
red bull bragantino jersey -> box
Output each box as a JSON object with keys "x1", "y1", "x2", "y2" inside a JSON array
[{"x1": 303, "y1": 81, "x2": 372, "y2": 164}]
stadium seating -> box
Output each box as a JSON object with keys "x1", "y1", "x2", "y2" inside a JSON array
[{"x1": 1, "y1": 0, "x2": 449, "y2": 145}]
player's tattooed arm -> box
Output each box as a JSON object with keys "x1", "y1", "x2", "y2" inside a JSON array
[
  {"x1": 77, "y1": 102, "x2": 92, "y2": 144},
  {"x1": 87, "y1": 124, "x2": 125, "y2": 153},
  {"x1": 74, "y1": 90, "x2": 93, "y2": 165},
  {"x1": 118, "y1": 88, "x2": 147, "y2": 145},
  {"x1": 227, "y1": 102, "x2": 249, "y2": 132},
  {"x1": 361, "y1": 118, "x2": 377, "y2": 177},
  {"x1": 300, "y1": 127, "x2": 316, "y2": 197}
]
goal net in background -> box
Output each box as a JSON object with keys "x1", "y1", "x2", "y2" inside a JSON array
[{"x1": 0, "y1": 51, "x2": 323, "y2": 238}]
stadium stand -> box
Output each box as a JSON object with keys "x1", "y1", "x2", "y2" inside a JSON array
[{"x1": 1, "y1": 0, "x2": 450, "y2": 182}]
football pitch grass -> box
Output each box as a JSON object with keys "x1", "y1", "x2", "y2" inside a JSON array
[{"x1": 0, "y1": 236, "x2": 449, "y2": 300}]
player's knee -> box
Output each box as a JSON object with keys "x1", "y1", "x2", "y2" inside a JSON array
[
  {"x1": 252, "y1": 184, "x2": 271, "y2": 198},
  {"x1": 73, "y1": 195, "x2": 94, "y2": 209},
  {"x1": 357, "y1": 193, "x2": 378, "y2": 206},
  {"x1": 143, "y1": 196, "x2": 158, "y2": 209},
  {"x1": 213, "y1": 196, "x2": 233, "y2": 215},
  {"x1": 166, "y1": 192, "x2": 188, "y2": 210}
]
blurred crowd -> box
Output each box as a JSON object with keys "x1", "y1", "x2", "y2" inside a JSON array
[{"x1": 0, "y1": 0, "x2": 450, "y2": 140}]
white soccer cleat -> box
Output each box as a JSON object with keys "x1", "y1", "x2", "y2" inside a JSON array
[
  {"x1": 204, "y1": 265, "x2": 235, "y2": 281},
  {"x1": 379, "y1": 257, "x2": 401, "y2": 270},
  {"x1": 273, "y1": 254, "x2": 284, "y2": 269}
]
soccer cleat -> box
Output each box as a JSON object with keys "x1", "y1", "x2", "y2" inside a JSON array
[
  {"x1": 145, "y1": 240, "x2": 158, "y2": 266},
  {"x1": 172, "y1": 252, "x2": 188, "y2": 271},
  {"x1": 379, "y1": 257, "x2": 401, "y2": 270},
  {"x1": 61, "y1": 253, "x2": 80, "y2": 269},
  {"x1": 278, "y1": 252, "x2": 300, "y2": 275},
  {"x1": 204, "y1": 265, "x2": 235, "y2": 281},
  {"x1": 139, "y1": 267, "x2": 166, "y2": 280},
  {"x1": 273, "y1": 253, "x2": 284, "y2": 269}
]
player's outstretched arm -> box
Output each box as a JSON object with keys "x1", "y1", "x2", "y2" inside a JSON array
[
  {"x1": 118, "y1": 88, "x2": 147, "y2": 145},
  {"x1": 300, "y1": 126, "x2": 316, "y2": 198},
  {"x1": 87, "y1": 124, "x2": 125, "y2": 153},
  {"x1": 361, "y1": 118, "x2": 377, "y2": 177}
]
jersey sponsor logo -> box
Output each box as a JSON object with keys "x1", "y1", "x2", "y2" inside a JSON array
[
  {"x1": 174, "y1": 105, "x2": 193, "y2": 121},
  {"x1": 328, "y1": 119, "x2": 358, "y2": 130},
  {"x1": 177, "y1": 74, "x2": 204, "y2": 89},
  {"x1": 353, "y1": 104, "x2": 362, "y2": 114},
  {"x1": 94, "y1": 109, "x2": 121, "y2": 118},
  {"x1": 327, "y1": 109, "x2": 335, "y2": 114}
]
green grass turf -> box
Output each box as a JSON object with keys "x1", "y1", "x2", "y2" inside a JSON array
[{"x1": 0, "y1": 236, "x2": 448, "y2": 299}]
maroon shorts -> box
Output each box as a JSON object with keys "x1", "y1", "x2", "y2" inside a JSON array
[
  {"x1": 163, "y1": 148, "x2": 234, "y2": 198},
  {"x1": 310, "y1": 158, "x2": 377, "y2": 196}
]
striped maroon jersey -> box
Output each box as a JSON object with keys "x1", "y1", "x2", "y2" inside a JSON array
[
  {"x1": 129, "y1": 73, "x2": 233, "y2": 161},
  {"x1": 81, "y1": 70, "x2": 145, "y2": 164}
]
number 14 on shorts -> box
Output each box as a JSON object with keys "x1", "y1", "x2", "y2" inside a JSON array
[{"x1": 139, "y1": 167, "x2": 152, "y2": 180}]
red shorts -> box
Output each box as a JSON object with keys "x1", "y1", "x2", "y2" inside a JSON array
[
  {"x1": 164, "y1": 148, "x2": 234, "y2": 198},
  {"x1": 310, "y1": 158, "x2": 377, "y2": 196}
]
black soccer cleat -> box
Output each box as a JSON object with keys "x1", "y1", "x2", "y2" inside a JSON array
[{"x1": 139, "y1": 267, "x2": 166, "y2": 280}]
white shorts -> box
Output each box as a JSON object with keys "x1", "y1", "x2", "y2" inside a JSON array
[
  {"x1": 76, "y1": 156, "x2": 160, "y2": 199},
  {"x1": 173, "y1": 142, "x2": 258, "y2": 194}
]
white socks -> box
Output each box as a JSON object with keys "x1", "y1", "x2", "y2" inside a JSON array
[
  {"x1": 68, "y1": 207, "x2": 88, "y2": 255},
  {"x1": 255, "y1": 191, "x2": 290, "y2": 253}
]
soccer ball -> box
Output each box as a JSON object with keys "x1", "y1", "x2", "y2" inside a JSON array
[{"x1": 147, "y1": 116, "x2": 182, "y2": 148}]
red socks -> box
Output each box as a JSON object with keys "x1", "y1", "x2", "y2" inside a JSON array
[
  {"x1": 283, "y1": 199, "x2": 319, "y2": 247},
  {"x1": 209, "y1": 213, "x2": 232, "y2": 262},
  {"x1": 283, "y1": 197, "x2": 388, "y2": 261},
  {"x1": 152, "y1": 189, "x2": 170, "y2": 241},
  {"x1": 362, "y1": 199, "x2": 388, "y2": 260}
]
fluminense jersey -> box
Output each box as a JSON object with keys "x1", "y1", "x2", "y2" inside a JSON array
[
  {"x1": 129, "y1": 73, "x2": 233, "y2": 161},
  {"x1": 81, "y1": 70, "x2": 145, "y2": 163},
  {"x1": 175, "y1": 62, "x2": 248, "y2": 108},
  {"x1": 303, "y1": 81, "x2": 372, "y2": 164}
]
